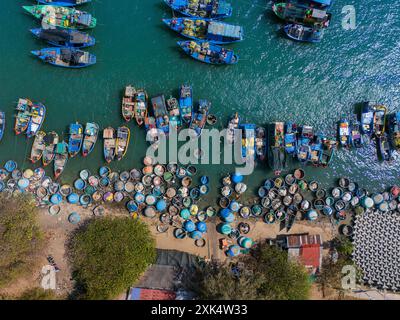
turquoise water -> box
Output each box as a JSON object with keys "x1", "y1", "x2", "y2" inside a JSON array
[{"x1": 0, "y1": 0, "x2": 399, "y2": 192}]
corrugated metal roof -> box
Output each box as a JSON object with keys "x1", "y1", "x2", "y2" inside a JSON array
[
  {"x1": 128, "y1": 288, "x2": 176, "y2": 300},
  {"x1": 286, "y1": 234, "x2": 322, "y2": 248}
]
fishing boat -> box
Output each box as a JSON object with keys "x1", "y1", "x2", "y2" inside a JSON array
[
  {"x1": 320, "y1": 137, "x2": 337, "y2": 167},
  {"x1": 268, "y1": 122, "x2": 287, "y2": 175},
  {"x1": 68, "y1": 123, "x2": 83, "y2": 157},
  {"x1": 226, "y1": 112, "x2": 240, "y2": 144},
  {"x1": 177, "y1": 41, "x2": 238, "y2": 65},
  {"x1": 31, "y1": 48, "x2": 96, "y2": 68},
  {"x1": 350, "y1": 116, "x2": 364, "y2": 148},
  {"x1": 179, "y1": 84, "x2": 193, "y2": 124},
  {"x1": 26, "y1": 102, "x2": 46, "y2": 138},
  {"x1": 36, "y1": 0, "x2": 92, "y2": 6},
  {"x1": 30, "y1": 28, "x2": 95, "y2": 48},
  {"x1": 388, "y1": 112, "x2": 400, "y2": 152},
  {"x1": 14, "y1": 98, "x2": 33, "y2": 135},
  {"x1": 377, "y1": 134, "x2": 394, "y2": 162},
  {"x1": 30, "y1": 131, "x2": 46, "y2": 163},
  {"x1": 151, "y1": 95, "x2": 170, "y2": 136},
  {"x1": 145, "y1": 117, "x2": 160, "y2": 149},
  {"x1": 163, "y1": 18, "x2": 243, "y2": 44},
  {"x1": 167, "y1": 96, "x2": 182, "y2": 130},
  {"x1": 255, "y1": 127, "x2": 267, "y2": 161},
  {"x1": 310, "y1": 133, "x2": 324, "y2": 166},
  {"x1": 54, "y1": 141, "x2": 68, "y2": 179},
  {"x1": 103, "y1": 127, "x2": 116, "y2": 163},
  {"x1": 283, "y1": 24, "x2": 324, "y2": 43},
  {"x1": 163, "y1": 0, "x2": 233, "y2": 19},
  {"x1": 240, "y1": 124, "x2": 256, "y2": 161},
  {"x1": 373, "y1": 104, "x2": 387, "y2": 137},
  {"x1": 23, "y1": 5, "x2": 97, "y2": 30},
  {"x1": 284, "y1": 122, "x2": 298, "y2": 155},
  {"x1": 189, "y1": 99, "x2": 211, "y2": 137},
  {"x1": 134, "y1": 89, "x2": 148, "y2": 126},
  {"x1": 360, "y1": 101, "x2": 374, "y2": 137},
  {"x1": 115, "y1": 126, "x2": 130, "y2": 161},
  {"x1": 338, "y1": 117, "x2": 351, "y2": 148},
  {"x1": 42, "y1": 131, "x2": 59, "y2": 166},
  {"x1": 0, "y1": 112, "x2": 5, "y2": 142},
  {"x1": 121, "y1": 86, "x2": 136, "y2": 122},
  {"x1": 296, "y1": 125, "x2": 313, "y2": 164},
  {"x1": 82, "y1": 122, "x2": 99, "y2": 157}
]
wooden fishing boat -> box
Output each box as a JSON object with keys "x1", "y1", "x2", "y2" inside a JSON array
[
  {"x1": 31, "y1": 48, "x2": 96, "y2": 68},
  {"x1": 179, "y1": 84, "x2": 193, "y2": 124},
  {"x1": 82, "y1": 122, "x2": 99, "y2": 157},
  {"x1": 54, "y1": 141, "x2": 68, "y2": 179},
  {"x1": 23, "y1": 5, "x2": 96, "y2": 30},
  {"x1": 30, "y1": 28, "x2": 95, "y2": 48},
  {"x1": 338, "y1": 117, "x2": 351, "y2": 148},
  {"x1": 42, "y1": 131, "x2": 59, "y2": 167},
  {"x1": 377, "y1": 134, "x2": 394, "y2": 162},
  {"x1": 320, "y1": 137, "x2": 337, "y2": 168},
  {"x1": 388, "y1": 112, "x2": 400, "y2": 152},
  {"x1": 68, "y1": 123, "x2": 83, "y2": 157},
  {"x1": 145, "y1": 117, "x2": 160, "y2": 149},
  {"x1": 310, "y1": 133, "x2": 324, "y2": 166},
  {"x1": 163, "y1": 18, "x2": 243, "y2": 44},
  {"x1": 360, "y1": 101, "x2": 374, "y2": 137},
  {"x1": 189, "y1": 99, "x2": 211, "y2": 137},
  {"x1": 121, "y1": 85, "x2": 136, "y2": 122},
  {"x1": 26, "y1": 102, "x2": 46, "y2": 138},
  {"x1": 350, "y1": 116, "x2": 364, "y2": 148},
  {"x1": 255, "y1": 127, "x2": 267, "y2": 161},
  {"x1": 115, "y1": 126, "x2": 130, "y2": 161},
  {"x1": 103, "y1": 127, "x2": 116, "y2": 163},
  {"x1": 167, "y1": 96, "x2": 182, "y2": 130},
  {"x1": 151, "y1": 95, "x2": 170, "y2": 136},
  {"x1": 0, "y1": 112, "x2": 5, "y2": 142},
  {"x1": 30, "y1": 131, "x2": 46, "y2": 163},
  {"x1": 240, "y1": 124, "x2": 256, "y2": 161},
  {"x1": 226, "y1": 112, "x2": 240, "y2": 144},
  {"x1": 268, "y1": 122, "x2": 287, "y2": 175},
  {"x1": 296, "y1": 125, "x2": 313, "y2": 164},
  {"x1": 163, "y1": 0, "x2": 233, "y2": 19},
  {"x1": 134, "y1": 89, "x2": 148, "y2": 126},
  {"x1": 14, "y1": 98, "x2": 33, "y2": 135},
  {"x1": 373, "y1": 104, "x2": 387, "y2": 137},
  {"x1": 36, "y1": 0, "x2": 92, "y2": 6},
  {"x1": 284, "y1": 24, "x2": 324, "y2": 43},
  {"x1": 284, "y1": 122, "x2": 298, "y2": 155},
  {"x1": 178, "y1": 41, "x2": 238, "y2": 65}
]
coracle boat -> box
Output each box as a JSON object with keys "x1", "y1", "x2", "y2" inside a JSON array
[
  {"x1": 240, "y1": 124, "x2": 256, "y2": 161},
  {"x1": 350, "y1": 116, "x2": 364, "y2": 148},
  {"x1": 189, "y1": 99, "x2": 211, "y2": 137},
  {"x1": 36, "y1": 0, "x2": 92, "y2": 6},
  {"x1": 134, "y1": 89, "x2": 148, "y2": 126},
  {"x1": 179, "y1": 84, "x2": 193, "y2": 124},
  {"x1": 103, "y1": 127, "x2": 116, "y2": 163},
  {"x1": 338, "y1": 117, "x2": 351, "y2": 148},
  {"x1": 167, "y1": 96, "x2": 182, "y2": 130},
  {"x1": 42, "y1": 131, "x2": 59, "y2": 166},
  {"x1": 30, "y1": 131, "x2": 46, "y2": 163},
  {"x1": 115, "y1": 126, "x2": 130, "y2": 161},
  {"x1": 296, "y1": 125, "x2": 313, "y2": 164},
  {"x1": 14, "y1": 98, "x2": 33, "y2": 135},
  {"x1": 163, "y1": 18, "x2": 243, "y2": 44},
  {"x1": 82, "y1": 122, "x2": 99, "y2": 157},
  {"x1": 226, "y1": 112, "x2": 240, "y2": 144},
  {"x1": 377, "y1": 134, "x2": 394, "y2": 162},
  {"x1": 178, "y1": 41, "x2": 238, "y2": 65},
  {"x1": 284, "y1": 122, "x2": 298, "y2": 155},
  {"x1": 268, "y1": 122, "x2": 287, "y2": 175},
  {"x1": 255, "y1": 127, "x2": 267, "y2": 161},
  {"x1": 163, "y1": 0, "x2": 233, "y2": 19},
  {"x1": 320, "y1": 137, "x2": 337, "y2": 168},
  {"x1": 122, "y1": 86, "x2": 136, "y2": 122},
  {"x1": 151, "y1": 95, "x2": 170, "y2": 136},
  {"x1": 23, "y1": 5, "x2": 96, "y2": 30},
  {"x1": 145, "y1": 117, "x2": 160, "y2": 149},
  {"x1": 360, "y1": 101, "x2": 374, "y2": 137},
  {"x1": 26, "y1": 102, "x2": 46, "y2": 138},
  {"x1": 54, "y1": 141, "x2": 68, "y2": 179},
  {"x1": 284, "y1": 24, "x2": 324, "y2": 43},
  {"x1": 388, "y1": 112, "x2": 400, "y2": 152},
  {"x1": 30, "y1": 28, "x2": 95, "y2": 48},
  {"x1": 68, "y1": 122, "x2": 83, "y2": 157},
  {"x1": 373, "y1": 104, "x2": 387, "y2": 137},
  {"x1": 310, "y1": 133, "x2": 324, "y2": 166},
  {"x1": 0, "y1": 111, "x2": 5, "y2": 141},
  {"x1": 31, "y1": 48, "x2": 96, "y2": 68}
]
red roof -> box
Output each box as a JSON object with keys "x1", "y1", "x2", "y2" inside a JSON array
[
  {"x1": 299, "y1": 244, "x2": 321, "y2": 269},
  {"x1": 129, "y1": 288, "x2": 176, "y2": 300},
  {"x1": 286, "y1": 234, "x2": 322, "y2": 248}
]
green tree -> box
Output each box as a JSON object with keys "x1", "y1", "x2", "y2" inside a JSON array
[
  {"x1": 69, "y1": 217, "x2": 156, "y2": 300},
  {"x1": 0, "y1": 195, "x2": 44, "y2": 288}
]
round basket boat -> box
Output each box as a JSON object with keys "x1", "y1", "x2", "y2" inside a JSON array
[
  {"x1": 103, "y1": 192, "x2": 114, "y2": 203},
  {"x1": 74, "y1": 179, "x2": 86, "y2": 191},
  {"x1": 166, "y1": 187, "x2": 177, "y2": 199},
  {"x1": 143, "y1": 156, "x2": 154, "y2": 166},
  {"x1": 288, "y1": 184, "x2": 299, "y2": 195},
  {"x1": 113, "y1": 192, "x2": 124, "y2": 203},
  {"x1": 278, "y1": 187, "x2": 287, "y2": 197},
  {"x1": 316, "y1": 188, "x2": 326, "y2": 199},
  {"x1": 190, "y1": 204, "x2": 199, "y2": 216},
  {"x1": 264, "y1": 179, "x2": 274, "y2": 190},
  {"x1": 108, "y1": 172, "x2": 119, "y2": 183},
  {"x1": 251, "y1": 204, "x2": 263, "y2": 217},
  {"x1": 309, "y1": 181, "x2": 319, "y2": 192},
  {"x1": 127, "y1": 200, "x2": 138, "y2": 213},
  {"x1": 114, "y1": 181, "x2": 124, "y2": 192},
  {"x1": 239, "y1": 206, "x2": 250, "y2": 219},
  {"x1": 48, "y1": 205, "x2": 60, "y2": 216},
  {"x1": 219, "y1": 197, "x2": 230, "y2": 208},
  {"x1": 163, "y1": 172, "x2": 174, "y2": 184},
  {"x1": 135, "y1": 182, "x2": 144, "y2": 193},
  {"x1": 190, "y1": 188, "x2": 200, "y2": 199},
  {"x1": 80, "y1": 194, "x2": 92, "y2": 206},
  {"x1": 17, "y1": 178, "x2": 30, "y2": 190},
  {"x1": 99, "y1": 177, "x2": 110, "y2": 188},
  {"x1": 23, "y1": 169, "x2": 34, "y2": 179},
  {"x1": 168, "y1": 205, "x2": 179, "y2": 216},
  {"x1": 85, "y1": 185, "x2": 96, "y2": 196},
  {"x1": 340, "y1": 224, "x2": 354, "y2": 237},
  {"x1": 92, "y1": 190, "x2": 103, "y2": 202},
  {"x1": 221, "y1": 186, "x2": 232, "y2": 197},
  {"x1": 206, "y1": 207, "x2": 216, "y2": 217},
  {"x1": 144, "y1": 206, "x2": 157, "y2": 218},
  {"x1": 99, "y1": 166, "x2": 111, "y2": 177},
  {"x1": 285, "y1": 174, "x2": 296, "y2": 186},
  {"x1": 60, "y1": 185, "x2": 72, "y2": 197},
  {"x1": 187, "y1": 165, "x2": 197, "y2": 176},
  {"x1": 313, "y1": 199, "x2": 325, "y2": 210},
  {"x1": 294, "y1": 168, "x2": 305, "y2": 180},
  {"x1": 174, "y1": 228, "x2": 187, "y2": 239},
  {"x1": 80, "y1": 169, "x2": 91, "y2": 181},
  {"x1": 271, "y1": 199, "x2": 282, "y2": 211},
  {"x1": 274, "y1": 177, "x2": 284, "y2": 188},
  {"x1": 235, "y1": 183, "x2": 247, "y2": 194},
  {"x1": 93, "y1": 205, "x2": 105, "y2": 216},
  {"x1": 134, "y1": 192, "x2": 145, "y2": 203},
  {"x1": 258, "y1": 187, "x2": 267, "y2": 198},
  {"x1": 154, "y1": 164, "x2": 165, "y2": 177},
  {"x1": 238, "y1": 222, "x2": 250, "y2": 234},
  {"x1": 197, "y1": 211, "x2": 207, "y2": 222},
  {"x1": 199, "y1": 185, "x2": 209, "y2": 195},
  {"x1": 338, "y1": 177, "x2": 350, "y2": 189},
  {"x1": 7, "y1": 179, "x2": 16, "y2": 190},
  {"x1": 145, "y1": 195, "x2": 157, "y2": 206},
  {"x1": 142, "y1": 165, "x2": 154, "y2": 175},
  {"x1": 183, "y1": 197, "x2": 192, "y2": 208},
  {"x1": 50, "y1": 193, "x2": 62, "y2": 205},
  {"x1": 68, "y1": 212, "x2": 81, "y2": 225},
  {"x1": 200, "y1": 176, "x2": 210, "y2": 185},
  {"x1": 0, "y1": 169, "x2": 9, "y2": 180},
  {"x1": 120, "y1": 171, "x2": 130, "y2": 182},
  {"x1": 222, "y1": 175, "x2": 232, "y2": 186},
  {"x1": 152, "y1": 176, "x2": 163, "y2": 187},
  {"x1": 11, "y1": 169, "x2": 22, "y2": 180},
  {"x1": 195, "y1": 238, "x2": 206, "y2": 247},
  {"x1": 67, "y1": 193, "x2": 79, "y2": 204},
  {"x1": 275, "y1": 210, "x2": 286, "y2": 222},
  {"x1": 166, "y1": 163, "x2": 178, "y2": 173},
  {"x1": 48, "y1": 182, "x2": 60, "y2": 194},
  {"x1": 130, "y1": 169, "x2": 142, "y2": 181},
  {"x1": 142, "y1": 175, "x2": 152, "y2": 186},
  {"x1": 4, "y1": 160, "x2": 17, "y2": 173}
]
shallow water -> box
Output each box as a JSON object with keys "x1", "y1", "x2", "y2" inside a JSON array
[{"x1": 0, "y1": 0, "x2": 399, "y2": 193}]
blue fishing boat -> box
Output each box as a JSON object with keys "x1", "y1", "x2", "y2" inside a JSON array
[
  {"x1": 31, "y1": 48, "x2": 96, "y2": 68},
  {"x1": 189, "y1": 99, "x2": 211, "y2": 137},
  {"x1": 310, "y1": 133, "x2": 324, "y2": 166},
  {"x1": 240, "y1": 124, "x2": 256, "y2": 161},
  {"x1": 166, "y1": 97, "x2": 182, "y2": 130},
  {"x1": 350, "y1": 116, "x2": 364, "y2": 148},
  {"x1": 26, "y1": 102, "x2": 46, "y2": 138},
  {"x1": 82, "y1": 122, "x2": 99, "y2": 157},
  {"x1": 360, "y1": 101, "x2": 374, "y2": 137},
  {"x1": 163, "y1": 0, "x2": 233, "y2": 19},
  {"x1": 0, "y1": 112, "x2": 5, "y2": 142},
  {"x1": 284, "y1": 122, "x2": 298, "y2": 155},
  {"x1": 377, "y1": 134, "x2": 394, "y2": 162},
  {"x1": 388, "y1": 112, "x2": 400, "y2": 152},
  {"x1": 296, "y1": 125, "x2": 313, "y2": 164},
  {"x1": 68, "y1": 123, "x2": 84, "y2": 157},
  {"x1": 179, "y1": 84, "x2": 193, "y2": 124},
  {"x1": 268, "y1": 122, "x2": 287, "y2": 175},
  {"x1": 338, "y1": 117, "x2": 351, "y2": 148},
  {"x1": 373, "y1": 104, "x2": 387, "y2": 137},
  {"x1": 320, "y1": 136, "x2": 336, "y2": 167},
  {"x1": 255, "y1": 127, "x2": 267, "y2": 161},
  {"x1": 284, "y1": 24, "x2": 324, "y2": 43},
  {"x1": 177, "y1": 41, "x2": 238, "y2": 65},
  {"x1": 163, "y1": 18, "x2": 243, "y2": 44},
  {"x1": 36, "y1": 0, "x2": 91, "y2": 6},
  {"x1": 226, "y1": 113, "x2": 240, "y2": 144},
  {"x1": 151, "y1": 95, "x2": 170, "y2": 136},
  {"x1": 30, "y1": 28, "x2": 95, "y2": 48}
]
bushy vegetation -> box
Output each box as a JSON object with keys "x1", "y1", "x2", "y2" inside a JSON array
[
  {"x1": 0, "y1": 195, "x2": 44, "y2": 288},
  {"x1": 69, "y1": 217, "x2": 156, "y2": 300},
  {"x1": 18, "y1": 287, "x2": 58, "y2": 300}
]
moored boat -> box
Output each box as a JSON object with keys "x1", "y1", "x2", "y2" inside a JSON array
[
  {"x1": 320, "y1": 136, "x2": 337, "y2": 167},
  {"x1": 30, "y1": 131, "x2": 46, "y2": 163},
  {"x1": 255, "y1": 127, "x2": 267, "y2": 161},
  {"x1": 42, "y1": 131, "x2": 59, "y2": 166},
  {"x1": 68, "y1": 123, "x2": 83, "y2": 157},
  {"x1": 338, "y1": 117, "x2": 351, "y2": 148},
  {"x1": 240, "y1": 124, "x2": 256, "y2": 161},
  {"x1": 36, "y1": 0, "x2": 92, "y2": 6},
  {"x1": 115, "y1": 126, "x2": 130, "y2": 161},
  {"x1": 151, "y1": 95, "x2": 170, "y2": 136},
  {"x1": 350, "y1": 116, "x2": 364, "y2": 148},
  {"x1": 178, "y1": 41, "x2": 238, "y2": 65},
  {"x1": 189, "y1": 99, "x2": 211, "y2": 137},
  {"x1": 145, "y1": 117, "x2": 160, "y2": 149},
  {"x1": 54, "y1": 141, "x2": 68, "y2": 179},
  {"x1": 82, "y1": 122, "x2": 99, "y2": 157},
  {"x1": 30, "y1": 28, "x2": 95, "y2": 48},
  {"x1": 103, "y1": 127, "x2": 116, "y2": 163},
  {"x1": 14, "y1": 98, "x2": 33, "y2": 135},
  {"x1": 163, "y1": 0, "x2": 233, "y2": 19},
  {"x1": 31, "y1": 48, "x2": 96, "y2": 68},
  {"x1": 268, "y1": 122, "x2": 287, "y2": 175},
  {"x1": 360, "y1": 101, "x2": 374, "y2": 137},
  {"x1": 310, "y1": 133, "x2": 324, "y2": 166},
  {"x1": 226, "y1": 112, "x2": 240, "y2": 144},
  {"x1": 167, "y1": 96, "x2": 182, "y2": 130},
  {"x1": 179, "y1": 84, "x2": 193, "y2": 124},
  {"x1": 296, "y1": 125, "x2": 313, "y2": 164},
  {"x1": 121, "y1": 86, "x2": 136, "y2": 122},
  {"x1": 388, "y1": 112, "x2": 400, "y2": 152},
  {"x1": 284, "y1": 24, "x2": 324, "y2": 43},
  {"x1": 284, "y1": 122, "x2": 298, "y2": 155},
  {"x1": 373, "y1": 104, "x2": 387, "y2": 137},
  {"x1": 0, "y1": 112, "x2": 5, "y2": 141},
  {"x1": 134, "y1": 89, "x2": 148, "y2": 126},
  {"x1": 377, "y1": 134, "x2": 394, "y2": 162},
  {"x1": 26, "y1": 102, "x2": 46, "y2": 138}
]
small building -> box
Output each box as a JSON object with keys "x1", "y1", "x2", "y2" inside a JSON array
[{"x1": 127, "y1": 288, "x2": 176, "y2": 301}]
